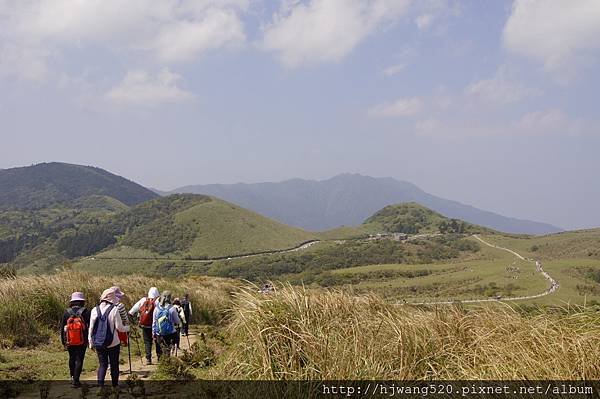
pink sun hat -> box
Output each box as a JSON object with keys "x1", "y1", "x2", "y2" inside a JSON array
[{"x1": 70, "y1": 292, "x2": 85, "y2": 303}]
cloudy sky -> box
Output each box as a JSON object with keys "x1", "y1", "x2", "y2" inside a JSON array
[{"x1": 1, "y1": 0, "x2": 599, "y2": 229}]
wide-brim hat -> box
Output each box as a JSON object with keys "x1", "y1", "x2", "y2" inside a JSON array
[{"x1": 70, "y1": 292, "x2": 85, "y2": 303}]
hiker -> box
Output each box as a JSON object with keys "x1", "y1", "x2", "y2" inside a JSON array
[
  {"x1": 181, "y1": 293, "x2": 192, "y2": 336},
  {"x1": 259, "y1": 283, "x2": 274, "y2": 294},
  {"x1": 153, "y1": 291, "x2": 180, "y2": 357},
  {"x1": 89, "y1": 287, "x2": 129, "y2": 388},
  {"x1": 172, "y1": 298, "x2": 186, "y2": 351},
  {"x1": 110, "y1": 286, "x2": 130, "y2": 346},
  {"x1": 60, "y1": 292, "x2": 91, "y2": 388},
  {"x1": 129, "y1": 287, "x2": 161, "y2": 364}
]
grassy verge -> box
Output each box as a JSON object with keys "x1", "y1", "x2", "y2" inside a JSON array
[
  {"x1": 0, "y1": 272, "x2": 239, "y2": 349},
  {"x1": 216, "y1": 284, "x2": 600, "y2": 380}
]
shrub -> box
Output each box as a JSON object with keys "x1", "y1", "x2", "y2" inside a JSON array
[
  {"x1": 181, "y1": 341, "x2": 215, "y2": 369},
  {"x1": 156, "y1": 357, "x2": 195, "y2": 380}
]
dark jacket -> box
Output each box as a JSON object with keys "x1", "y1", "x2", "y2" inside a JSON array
[{"x1": 60, "y1": 306, "x2": 91, "y2": 346}]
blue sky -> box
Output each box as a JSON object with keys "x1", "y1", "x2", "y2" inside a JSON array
[{"x1": 0, "y1": 0, "x2": 599, "y2": 229}]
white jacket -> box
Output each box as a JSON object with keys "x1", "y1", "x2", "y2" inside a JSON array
[{"x1": 89, "y1": 302, "x2": 129, "y2": 349}]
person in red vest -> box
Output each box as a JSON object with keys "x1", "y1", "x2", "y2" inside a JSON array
[
  {"x1": 128, "y1": 287, "x2": 161, "y2": 364},
  {"x1": 60, "y1": 292, "x2": 91, "y2": 388}
]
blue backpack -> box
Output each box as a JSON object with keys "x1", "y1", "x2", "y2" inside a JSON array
[
  {"x1": 92, "y1": 304, "x2": 115, "y2": 349},
  {"x1": 156, "y1": 304, "x2": 175, "y2": 336}
]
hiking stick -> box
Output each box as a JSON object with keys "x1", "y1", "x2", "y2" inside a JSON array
[
  {"x1": 127, "y1": 333, "x2": 132, "y2": 374},
  {"x1": 185, "y1": 331, "x2": 191, "y2": 349},
  {"x1": 130, "y1": 327, "x2": 144, "y2": 365}
]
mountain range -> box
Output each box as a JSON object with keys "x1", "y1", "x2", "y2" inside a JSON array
[{"x1": 170, "y1": 174, "x2": 562, "y2": 235}]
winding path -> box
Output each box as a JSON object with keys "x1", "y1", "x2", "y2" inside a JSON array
[{"x1": 405, "y1": 235, "x2": 559, "y2": 306}]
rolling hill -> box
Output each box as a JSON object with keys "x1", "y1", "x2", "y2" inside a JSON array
[
  {"x1": 5, "y1": 193, "x2": 318, "y2": 274},
  {"x1": 169, "y1": 173, "x2": 561, "y2": 235},
  {"x1": 0, "y1": 162, "x2": 158, "y2": 210},
  {"x1": 362, "y1": 202, "x2": 494, "y2": 235},
  {"x1": 100, "y1": 194, "x2": 317, "y2": 259}
]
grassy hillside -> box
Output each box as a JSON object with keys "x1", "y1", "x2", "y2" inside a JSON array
[
  {"x1": 363, "y1": 202, "x2": 493, "y2": 235},
  {"x1": 86, "y1": 194, "x2": 317, "y2": 261},
  {"x1": 468, "y1": 232, "x2": 600, "y2": 305},
  {"x1": 329, "y1": 237, "x2": 551, "y2": 303},
  {"x1": 0, "y1": 205, "x2": 118, "y2": 270},
  {"x1": 479, "y1": 229, "x2": 600, "y2": 261},
  {"x1": 0, "y1": 162, "x2": 158, "y2": 210}
]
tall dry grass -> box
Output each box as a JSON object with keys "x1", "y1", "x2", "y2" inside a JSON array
[
  {"x1": 219, "y1": 284, "x2": 600, "y2": 380},
  {"x1": 0, "y1": 272, "x2": 238, "y2": 347}
]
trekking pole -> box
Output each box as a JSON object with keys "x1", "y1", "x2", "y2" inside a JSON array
[
  {"x1": 131, "y1": 326, "x2": 144, "y2": 366},
  {"x1": 127, "y1": 332, "x2": 132, "y2": 374}
]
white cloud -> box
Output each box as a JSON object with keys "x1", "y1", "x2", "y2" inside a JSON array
[
  {"x1": 413, "y1": 0, "x2": 461, "y2": 33},
  {"x1": 368, "y1": 97, "x2": 422, "y2": 118},
  {"x1": 382, "y1": 63, "x2": 405, "y2": 76},
  {"x1": 153, "y1": 8, "x2": 246, "y2": 63},
  {"x1": 503, "y1": 0, "x2": 600, "y2": 75},
  {"x1": 517, "y1": 109, "x2": 585, "y2": 136},
  {"x1": 262, "y1": 0, "x2": 411, "y2": 67},
  {"x1": 0, "y1": 0, "x2": 249, "y2": 80},
  {"x1": 105, "y1": 69, "x2": 194, "y2": 107},
  {"x1": 466, "y1": 67, "x2": 540, "y2": 104}
]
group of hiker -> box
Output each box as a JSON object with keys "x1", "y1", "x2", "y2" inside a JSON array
[{"x1": 60, "y1": 286, "x2": 192, "y2": 388}]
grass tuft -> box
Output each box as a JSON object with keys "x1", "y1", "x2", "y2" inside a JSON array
[{"x1": 219, "y1": 283, "x2": 600, "y2": 380}]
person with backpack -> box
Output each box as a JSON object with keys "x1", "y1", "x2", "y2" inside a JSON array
[
  {"x1": 110, "y1": 286, "x2": 130, "y2": 346},
  {"x1": 88, "y1": 287, "x2": 129, "y2": 388},
  {"x1": 181, "y1": 293, "x2": 192, "y2": 336},
  {"x1": 60, "y1": 292, "x2": 91, "y2": 388},
  {"x1": 172, "y1": 298, "x2": 186, "y2": 352},
  {"x1": 128, "y1": 287, "x2": 161, "y2": 364},
  {"x1": 152, "y1": 291, "x2": 180, "y2": 357}
]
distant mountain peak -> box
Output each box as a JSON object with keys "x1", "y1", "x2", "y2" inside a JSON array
[{"x1": 170, "y1": 174, "x2": 562, "y2": 235}]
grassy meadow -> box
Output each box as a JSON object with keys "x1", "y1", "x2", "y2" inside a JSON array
[
  {"x1": 2, "y1": 272, "x2": 599, "y2": 381},
  {"x1": 70, "y1": 232, "x2": 600, "y2": 306}
]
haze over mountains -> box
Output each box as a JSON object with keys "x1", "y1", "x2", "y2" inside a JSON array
[
  {"x1": 171, "y1": 174, "x2": 562, "y2": 235},
  {"x1": 0, "y1": 163, "x2": 561, "y2": 236}
]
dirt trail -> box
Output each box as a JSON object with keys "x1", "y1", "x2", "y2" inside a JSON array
[
  {"x1": 405, "y1": 235, "x2": 559, "y2": 306},
  {"x1": 78, "y1": 328, "x2": 198, "y2": 382},
  {"x1": 15, "y1": 330, "x2": 200, "y2": 398}
]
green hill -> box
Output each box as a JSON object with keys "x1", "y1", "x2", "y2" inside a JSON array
[
  {"x1": 362, "y1": 202, "x2": 493, "y2": 235},
  {"x1": 0, "y1": 162, "x2": 158, "y2": 210},
  {"x1": 97, "y1": 194, "x2": 317, "y2": 259},
  {"x1": 72, "y1": 195, "x2": 130, "y2": 212}
]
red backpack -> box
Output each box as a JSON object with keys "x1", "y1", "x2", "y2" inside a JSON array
[
  {"x1": 65, "y1": 308, "x2": 86, "y2": 347},
  {"x1": 139, "y1": 298, "x2": 155, "y2": 327}
]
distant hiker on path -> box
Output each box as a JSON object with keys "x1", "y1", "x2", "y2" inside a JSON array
[
  {"x1": 153, "y1": 291, "x2": 180, "y2": 357},
  {"x1": 89, "y1": 287, "x2": 129, "y2": 388},
  {"x1": 172, "y1": 298, "x2": 186, "y2": 351},
  {"x1": 181, "y1": 293, "x2": 192, "y2": 336},
  {"x1": 60, "y1": 292, "x2": 91, "y2": 388},
  {"x1": 129, "y1": 287, "x2": 161, "y2": 364}
]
